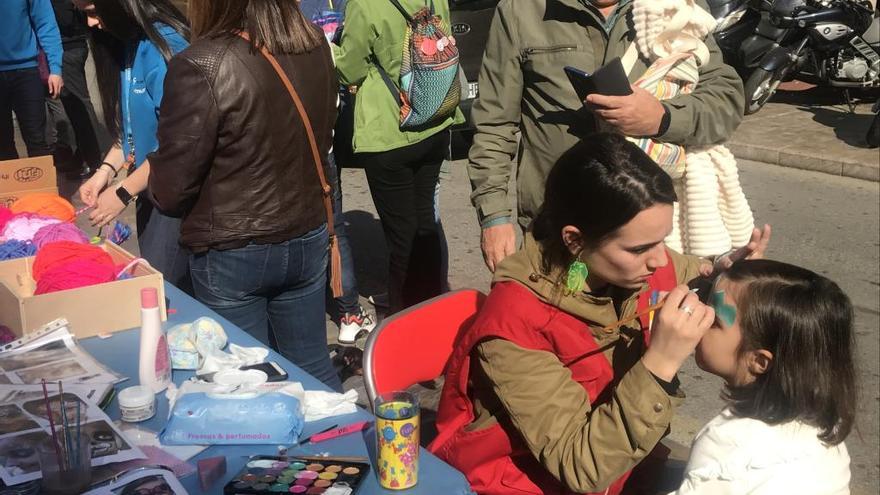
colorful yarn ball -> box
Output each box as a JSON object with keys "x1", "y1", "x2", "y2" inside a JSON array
[
  {"x1": 1, "y1": 213, "x2": 62, "y2": 242},
  {"x1": 32, "y1": 241, "x2": 114, "y2": 281},
  {"x1": 0, "y1": 239, "x2": 37, "y2": 260},
  {"x1": 32, "y1": 222, "x2": 89, "y2": 249},
  {"x1": 34, "y1": 259, "x2": 116, "y2": 295},
  {"x1": 10, "y1": 193, "x2": 75, "y2": 222},
  {"x1": 107, "y1": 221, "x2": 132, "y2": 245},
  {"x1": 0, "y1": 206, "x2": 13, "y2": 232}
]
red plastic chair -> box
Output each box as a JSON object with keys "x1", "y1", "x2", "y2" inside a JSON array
[{"x1": 363, "y1": 289, "x2": 487, "y2": 409}]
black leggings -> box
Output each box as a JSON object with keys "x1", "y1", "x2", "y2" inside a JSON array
[{"x1": 360, "y1": 130, "x2": 449, "y2": 313}]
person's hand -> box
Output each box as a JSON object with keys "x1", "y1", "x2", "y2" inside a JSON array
[
  {"x1": 47, "y1": 74, "x2": 64, "y2": 99},
  {"x1": 481, "y1": 223, "x2": 517, "y2": 272},
  {"x1": 79, "y1": 168, "x2": 112, "y2": 207},
  {"x1": 586, "y1": 86, "x2": 666, "y2": 137},
  {"x1": 641, "y1": 285, "x2": 715, "y2": 381},
  {"x1": 89, "y1": 187, "x2": 126, "y2": 227},
  {"x1": 699, "y1": 224, "x2": 772, "y2": 276}
]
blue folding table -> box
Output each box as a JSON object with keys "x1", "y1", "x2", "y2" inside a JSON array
[{"x1": 80, "y1": 283, "x2": 474, "y2": 494}]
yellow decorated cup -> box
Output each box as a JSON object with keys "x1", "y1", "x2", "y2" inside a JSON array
[{"x1": 375, "y1": 391, "x2": 419, "y2": 490}]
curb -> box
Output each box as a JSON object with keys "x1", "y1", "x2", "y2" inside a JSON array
[{"x1": 727, "y1": 142, "x2": 879, "y2": 182}]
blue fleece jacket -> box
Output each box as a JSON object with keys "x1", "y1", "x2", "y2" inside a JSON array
[
  {"x1": 121, "y1": 24, "x2": 188, "y2": 168},
  {"x1": 0, "y1": 0, "x2": 63, "y2": 74}
]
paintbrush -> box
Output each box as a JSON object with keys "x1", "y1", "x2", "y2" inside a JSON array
[
  {"x1": 602, "y1": 288, "x2": 699, "y2": 333},
  {"x1": 41, "y1": 379, "x2": 63, "y2": 471},
  {"x1": 58, "y1": 381, "x2": 71, "y2": 469}
]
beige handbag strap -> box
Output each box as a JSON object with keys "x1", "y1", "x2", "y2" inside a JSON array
[
  {"x1": 621, "y1": 41, "x2": 640, "y2": 76},
  {"x1": 238, "y1": 32, "x2": 343, "y2": 297}
]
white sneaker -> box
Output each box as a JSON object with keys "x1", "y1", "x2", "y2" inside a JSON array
[{"x1": 338, "y1": 307, "x2": 377, "y2": 344}]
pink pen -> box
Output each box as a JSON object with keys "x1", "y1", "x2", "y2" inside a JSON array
[{"x1": 308, "y1": 421, "x2": 371, "y2": 444}]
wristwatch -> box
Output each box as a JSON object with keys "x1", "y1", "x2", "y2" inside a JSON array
[{"x1": 115, "y1": 185, "x2": 135, "y2": 205}]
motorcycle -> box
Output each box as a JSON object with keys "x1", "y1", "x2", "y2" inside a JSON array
[
  {"x1": 709, "y1": 0, "x2": 879, "y2": 115},
  {"x1": 709, "y1": 0, "x2": 763, "y2": 70}
]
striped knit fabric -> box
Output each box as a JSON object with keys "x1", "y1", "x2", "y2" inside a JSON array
[{"x1": 626, "y1": 52, "x2": 697, "y2": 179}]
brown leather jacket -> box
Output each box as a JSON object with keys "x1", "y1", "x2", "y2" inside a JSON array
[{"x1": 148, "y1": 34, "x2": 337, "y2": 252}]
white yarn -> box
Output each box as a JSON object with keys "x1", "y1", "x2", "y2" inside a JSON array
[{"x1": 633, "y1": 0, "x2": 754, "y2": 257}]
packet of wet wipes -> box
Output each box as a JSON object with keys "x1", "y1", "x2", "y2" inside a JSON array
[{"x1": 160, "y1": 381, "x2": 304, "y2": 445}]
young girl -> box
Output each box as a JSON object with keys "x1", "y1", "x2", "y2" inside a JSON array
[{"x1": 673, "y1": 259, "x2": 856, "y2": 494}]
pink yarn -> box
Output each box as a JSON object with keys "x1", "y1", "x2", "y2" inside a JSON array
[
  {"x1": 1, "y1": 213, "x2": 62, "y2": 242},
  {"x1": 0, "y1": 206, "x2": 13, "y2": 233},
  {"x1": 34, "y1": 259, "x2": 116, "y2": 295},
  {"x1": 32, "y1": 222, "x2": 89, "y2": 249}
]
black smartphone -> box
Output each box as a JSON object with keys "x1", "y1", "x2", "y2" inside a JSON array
[
  {"x1": 239, "y1": 361, "x2": 289, "y2": 382},
  {"x1": 564, "y1": 57, "x2": 633, "y2": 102}
]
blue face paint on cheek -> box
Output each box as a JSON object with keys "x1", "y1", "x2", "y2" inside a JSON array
[{"x1": 712, "y1": 290, "x2": 737, "y2": 327}]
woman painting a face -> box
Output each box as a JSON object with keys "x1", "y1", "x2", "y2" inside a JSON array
[{"x1": 430, "y1": 133, "x2": 771, "y2": 495}]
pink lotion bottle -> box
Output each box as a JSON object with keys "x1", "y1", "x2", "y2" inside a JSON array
[{"x1": 139, "y1": 287, "x2": 171, "y2": 393}]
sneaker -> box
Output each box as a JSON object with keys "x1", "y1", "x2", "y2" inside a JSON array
[{"x1": 338, "y1": 306, "x2": 377, "y2": 344}]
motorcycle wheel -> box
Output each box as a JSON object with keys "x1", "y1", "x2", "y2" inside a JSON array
[
  {"x1": 744, "y1": 67, "x2": 784, "y2": 115},
  {"x1": 867, "y1": 114, "x2": 879, "y2": 149}
]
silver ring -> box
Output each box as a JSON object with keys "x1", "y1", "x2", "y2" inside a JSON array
[{"x1": 680, "y1": 305, "x2": 694, "y2": 315}]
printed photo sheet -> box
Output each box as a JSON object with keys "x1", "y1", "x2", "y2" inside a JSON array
[{"x1": 0, "y1": 384, "x2": 145, "y2": 485}]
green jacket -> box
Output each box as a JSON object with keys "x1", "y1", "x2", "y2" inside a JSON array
[
  {"x1": 465, "y1": 234, "x2": 705, "y2": 491},
  {"x1": 469, "y1": 0, "x2": 745, "y2": 228},
  {"x1": 332, "y1": 0, "x2": 464, "y2": 153}
]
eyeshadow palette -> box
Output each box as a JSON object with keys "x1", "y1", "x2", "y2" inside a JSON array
[{"x1": 224, "y1": 456, "x2": 370, "y2": 495}]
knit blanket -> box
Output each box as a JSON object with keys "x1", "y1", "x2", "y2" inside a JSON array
[{"x1": 626, "y1": 0, "x2": 754, "y2": 256}]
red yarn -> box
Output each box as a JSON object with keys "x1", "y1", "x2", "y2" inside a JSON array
[
  {"x1": 0, "y1": 206, "x2": 13, "y2": 233},
  {"x1": 32, "y1": 241, "x2": 114, "y2": 281},
  {"x1": 34, "y1": 259, "x2": 116, "y2": 295}
]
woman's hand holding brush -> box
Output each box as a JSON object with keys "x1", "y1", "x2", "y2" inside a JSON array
[{"x1": 641, "y1": 285, "x2": 715, "y2": 382}]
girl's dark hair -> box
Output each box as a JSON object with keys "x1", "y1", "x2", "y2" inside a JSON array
[
  {"x1": 188, "y1": 0, "x2": 324, "y2": 55},
  {"x1": 88, "y1": 0, "x2": 190, "y2": 140},
  {"x1": 531, "y1": 133, "x2": 677, "y2": 274},
  {"x1": 723, "y1": 259, "x2": 856, "y2": 445}
]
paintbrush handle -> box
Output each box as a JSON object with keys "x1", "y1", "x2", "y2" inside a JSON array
[
  {"x1": 601, "y1": 301, "x2": 665, "y2": 333},
  {"x1": 601, "y1": 287, "x2": 701, "y2": 333}
]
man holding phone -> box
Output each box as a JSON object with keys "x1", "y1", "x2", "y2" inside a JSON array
[{"x1": 469, "y1": 0, "x2": 744, "y2": 271}]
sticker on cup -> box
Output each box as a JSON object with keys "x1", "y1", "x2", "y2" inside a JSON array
[{"x1": 374, "y1": 391, "x2": 419, "y2": 490}]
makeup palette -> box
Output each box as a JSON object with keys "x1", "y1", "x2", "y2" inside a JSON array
[{"x1": 224, "y1": 456, "x2": 370, "y2": 494}]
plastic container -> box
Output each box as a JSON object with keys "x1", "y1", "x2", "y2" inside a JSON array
[
  {"x1": 118, "y1": 385, "x2": 156, "y2": 422},
  {"x1": 37, "y1": 431, "x2": 91, "y2": 494},
  {"x1": 138, "y1": 287, "x2": 171, "y2": 393}
]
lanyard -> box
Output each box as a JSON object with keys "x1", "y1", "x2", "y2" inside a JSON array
[{"x1": 122, "y1": 47, "x2": 136, "y2": 168}]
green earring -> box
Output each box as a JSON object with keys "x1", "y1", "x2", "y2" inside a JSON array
[{"x1": 566, "y1": 259, "x2": 589, "y2": 294}]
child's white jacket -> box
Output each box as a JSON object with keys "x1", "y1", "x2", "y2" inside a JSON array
[{"x1": 670, "y1": 408, "x2": 851, "y2": 494}]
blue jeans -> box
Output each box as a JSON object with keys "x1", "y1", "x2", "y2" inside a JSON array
[
  {"x1": 326, "y1": 153, "x2": 361, "y2": 317},
  {"x1": 137, "y1": 198, "x2": 192, "y2": 295},
  {"x1": 189, "y1": 225, "x2": 342, "y2": 391}
]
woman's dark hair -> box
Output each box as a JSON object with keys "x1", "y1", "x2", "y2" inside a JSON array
[
  {"x1": 722, "y1": 259, "x2": 856, "y2": 445},
  {"x1": 188, "y1": 0, "x2": 324, "y2": 55},
  {"x1": 531, "y1": 133, "x2": 677, "y2": 274},
  {"x1": 87, "y1": 0, "x2": 190, "y2": 140}
]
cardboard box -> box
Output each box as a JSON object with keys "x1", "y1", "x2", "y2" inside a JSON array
[
  {"x1": 0, "y1": 156, "x2": 57, "y2": 208},
  {"x1": 0, "y1": 242, "x2": 167, "y2": 339}
]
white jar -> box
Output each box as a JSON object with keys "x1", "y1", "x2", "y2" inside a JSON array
[{"x1": 118, "y1": 385, "x2": 156, "y2": 422}]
